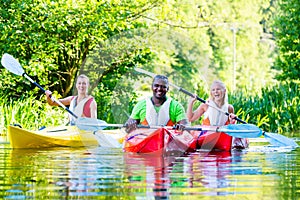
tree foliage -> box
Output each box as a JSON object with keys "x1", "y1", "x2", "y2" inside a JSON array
[
  {"x1": 0, "y1": 0, "x2": 277, "y2": 98},
  {"x1": 272, "y1": 0, "x2": 300, "y2": 81},
  {"x1": 139, "y1": 0, "x2": 276, "y2": 93},
  {"x1": 1, "y1": 0, "x2": 297, "y2": 131},
  {"x1": 0, "y1": 0, "x2": 157, "y2": 98}
]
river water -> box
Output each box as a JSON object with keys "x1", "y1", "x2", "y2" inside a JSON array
[{"x1": 0, "y1": 138, "x2": 299, "y2": 199}]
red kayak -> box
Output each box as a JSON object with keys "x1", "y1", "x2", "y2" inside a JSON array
[
  {"x1": 192, "y1": 130, "x2": 233, "y2": 151},
  {"x1": 123, "y1": 127, "x2": 197, "y2": 154},
  {"x1": 189, "y1": 125, "x2": 248, "y2": 151},
  {"x1": 123, "y1": 126, "x2": 248, "y2": 153}
]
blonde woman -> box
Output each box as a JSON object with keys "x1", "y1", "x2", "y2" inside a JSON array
[
  {"x1": 45, "y1": 74, "x2": 97, "y2": 125},
  {"x1": 187, "y1": 80, "x2": 248, "y2": 149}
]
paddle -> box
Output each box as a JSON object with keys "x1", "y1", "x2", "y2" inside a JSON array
[
  {"x1": 76, "y1": 117, "x2": 262, "y2": 137},
  {"x1": 1, "y1": 53, "x2": 78, "y2": 118},
  {"x1": 0, "y1": 53, "x2": 108, "y2": 131},
  {"x1": 134, "y1": 68, "x2": 298, "y2": 147}
]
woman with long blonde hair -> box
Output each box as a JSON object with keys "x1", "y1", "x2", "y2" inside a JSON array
[
  {"x1": 45, "y1": 74, "x2": 97, "y2": 125},
  {"x1": 187, "y1": 80, "x2": 248, "y2": 149}
]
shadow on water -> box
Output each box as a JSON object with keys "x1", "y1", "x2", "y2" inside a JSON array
[{"x1": 0, "y1": 142, "x2": 299, "y2": 199}]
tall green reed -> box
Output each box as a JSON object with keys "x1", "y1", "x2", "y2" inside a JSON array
[
  {"x1": 0, "y1": 95, "x2": 67, "y2": 138},
  {"x1": 231, "y1": 81, "x2": 299, "y2": 135}
]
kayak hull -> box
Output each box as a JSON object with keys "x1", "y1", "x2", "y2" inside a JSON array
[
  {"x1": 190, "y1": 125, "x2": 249, "y2": 151},
  {"x1": 123, "y1": 127, "x2": 197, "y2": 154},
  {"x1": 9, "y1": 124, "x2": 246, "y2": 152},
  {"x1": 8, "y1": 125, "x2": 124, "y2": 149},
  {"x1": 192, "y1": 130, "x2": 233, "y2": 151},
  {"x1": 123, "y1": 126, "x2": 247, "y2": 153},
  {"x1": 8, "y1": 125, "x2": 99, "y2": 148}
]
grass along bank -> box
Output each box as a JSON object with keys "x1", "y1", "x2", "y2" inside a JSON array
[{"x1": 0, "y1": 95, "x2": 67, "y2": 141}]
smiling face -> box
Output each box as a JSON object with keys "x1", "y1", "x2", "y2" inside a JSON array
[
  {"x1": 151, "y1": 76, "x2": 169, "y2": 100},
  {"x1": 76, "y1": 76, "x2": 89, "y2": 95},
  {"x1": 210, "y1": 81, "x2": 226, "y2": 104}
]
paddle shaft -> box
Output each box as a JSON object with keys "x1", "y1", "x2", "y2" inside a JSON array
[
  {"x1": 78, "y1": 123, "x2": 172, "y2": 129},
  {"x1": 77, "y1": 121, "x2": 256, "y2": 133},
  {"x1": 23, "y1": 73, "x2": 78, "y2": 118},
  {"x1": 116, "y1": 124, "x2": 206, "y2": 131}
]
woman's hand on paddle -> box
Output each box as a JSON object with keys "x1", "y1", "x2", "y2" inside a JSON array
[
  {"x1": 229, "y1": 113, "x2": 237, "y2": 124},
  {"x1": 125, "y1": 118, "x2": 138, "y2": 133},
  {"x1": 188, "y1": 94, "x2": 197, "y2": 105},
  {"x1": 45, "y1": 90, "x2": 55, "y2": 105},
  {"x1": 45, "y1": 90, "x2": 52, "y2": 98}
]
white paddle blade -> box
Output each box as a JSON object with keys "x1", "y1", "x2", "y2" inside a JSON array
[
  {"x1": 1, "y1": 53, "x2": 24, "y2": 76},
  {"x1": 94, "y1": 131, "x2": 123, "y2": 148},
  {"x1": 134, "y1": 67, "x2": 156, "y2": 77},
  {"x1": 75, "y1": 117, "x2": 108, "y2": 131}
]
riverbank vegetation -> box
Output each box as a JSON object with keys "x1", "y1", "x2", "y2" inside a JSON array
[
  {"x1": 1, "y1": 80, "x2": 298, "y2": 137},
  {"x1": 0, "y1": 0, "x2": 299, "y2": 136}
]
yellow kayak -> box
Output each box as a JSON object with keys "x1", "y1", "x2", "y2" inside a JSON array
[{"x1": 8, "y1": 125, "x2": 125, "y2": 149}]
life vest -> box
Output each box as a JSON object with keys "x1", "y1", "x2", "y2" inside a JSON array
[
  {"x1": 202, "y1": 101, "x2": 249, "y2": 149},
  {"x1": 202, "y1": 101, "x2": 230, "y2": 126},
  {"x1": 69, "y1": 96, "x2": 94, "y2": 124},
  {"x1": 141, "y1": 97, "x2": 174, "y2": 126}
]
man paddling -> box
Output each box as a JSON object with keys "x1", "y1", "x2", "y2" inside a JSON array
[{"x1": 125, "y1": 75, "x2": 188, "y2": 133}]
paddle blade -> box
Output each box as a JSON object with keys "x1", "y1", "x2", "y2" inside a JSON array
[
  {"x1": 221, "y1": 124, "x2": 263, "y2": 138},
  {"x1": 134, "y1": 67, "x2": 156, "y2": 78},
  {"x1": 264, "y1": 132, "x2": 299, "y2": 147},
  {"x1": 75, "y1": 117, "x2": 108, "y2": 131},
  {"x1": 94, "y1": 131, "x2": 123, "y2": 148},
  {"x1": 1, "y1": 53, "x2": 24, "y2": 76}
]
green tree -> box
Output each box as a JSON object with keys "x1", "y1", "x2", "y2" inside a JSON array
[
  {"x1": 272, "y1": 0, "x2": 300, "y2": 81},
  {"x1": 0, "y1": 0, "x2": 157, "y2": 98},
  {"x1": 135, "y1": 0, "x2": 276, "y2": 94}
]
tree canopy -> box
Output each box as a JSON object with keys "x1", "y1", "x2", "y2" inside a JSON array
[
  {"x1": 0, "y1": 0, "x2": 156, "y2": 97},
  {"x1": 1, "y1": 0, "x2": 278, "y2": 98},
  {"x1": 272, "y1": 0, "x2": 300, "y2": 81}
]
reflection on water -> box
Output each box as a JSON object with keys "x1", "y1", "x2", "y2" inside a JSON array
[{"x1": 0, "y1": 142, "x2": 299, "y2": 199}]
